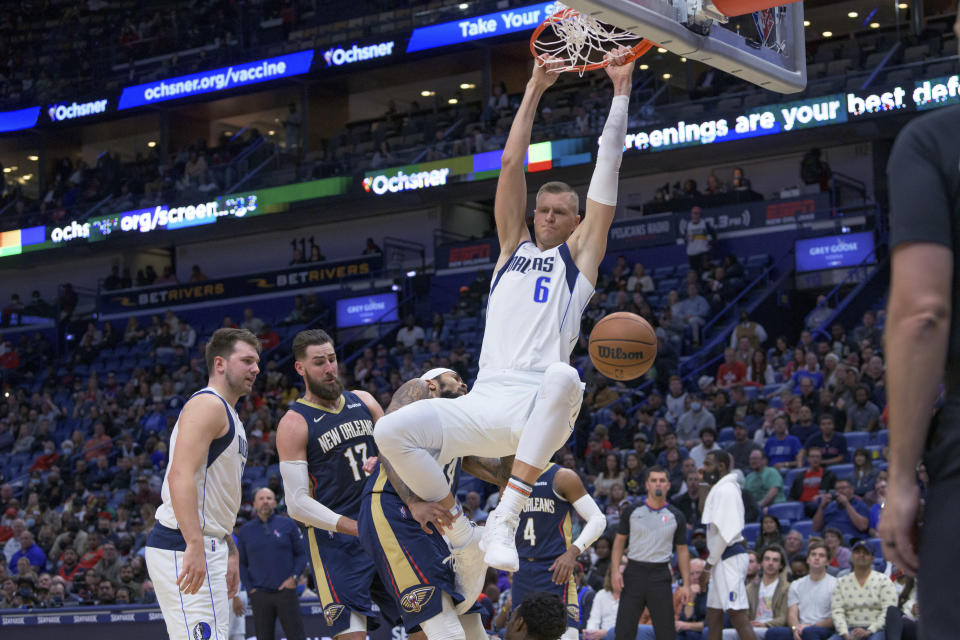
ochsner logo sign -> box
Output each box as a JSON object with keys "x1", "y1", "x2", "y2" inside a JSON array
[
  {"x1": 48, "y1": 99, "x2": 108, "y2": 122},
  {"x1": 362, "y1": 168, "x2": 451, "y2": 195},
  {"x1": 323, "y1": 41, "x2": 395, "y2": 66}
]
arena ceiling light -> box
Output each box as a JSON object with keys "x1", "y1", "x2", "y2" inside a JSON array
[
  {"x1": 420, "y1": 90, "x2": 435, "y2": 97},
  {"x1": 448, "y1": 98, "x2": 458, "y2": 104},
  {"x1": 459, "y1": 83, "x2": 476, "y2": 90},
  {"x1": 147, "y1": 141, "x2": 157, "y2": 148},
  {"x1": 897, "y1": 2, "x2": 908, "y2": 8},
  {"x1": 822, "y1": 31, "x2": 833, "y2": 37},
  {"x1": 662, "y1": 73, "x2": 671, "y2": 79},
  {"x1": 639, "y1": 64, "x2": 649, "y2": 70},
  {"x1": 870, "y1": 22, "x2": 880, "y2": 28},
  {"x1": 847, "y1": 11, "x2": 858, "y2": 18},
  {"x1": 268, "y1": 130, "x2": 275, "y2": 135},
  {"x1": 657, "y1": 47, "x2": 667, "y2": 53},
  {"x1": 28, "y1": 155, "x2": 38, "y2": 161},
  {"x1": 458, "y1": 2, "x2": 468, "y2": 9},
  {"x1": 803, "y1": 20, "x2": 810, "y2": 27}
]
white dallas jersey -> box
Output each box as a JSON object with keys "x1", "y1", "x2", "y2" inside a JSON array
[
  {"x1": 479, "y1": 240, "x2": 594, "y2": 372},
  {"x1": 156, "y1": 387, "x2": 247, "y2": 539}
]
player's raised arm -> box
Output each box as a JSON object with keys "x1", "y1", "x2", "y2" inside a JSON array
[
  {"x1": 276, "y1": 410, "x2": 357, "y2": 536},
  {"x1": 168, "y1": 394, "x2": 230, "y2": 595},
  {"x1": 568, "y1": 46, "x2": 635, "y2": 285},
  {"x1": 493, "y1": 57, "x2": 562, "y2": 264},
  {"x1": 550, "y1": 468, "x2": 606, "y2": 584}
]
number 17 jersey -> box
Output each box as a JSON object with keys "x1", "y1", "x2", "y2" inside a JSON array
[
  {"x1": 290, "y1": 391, "x2": 377, "y2": 519},
  {"x1": 480, "y1": 240, "x2": 594, "y2": 373}
]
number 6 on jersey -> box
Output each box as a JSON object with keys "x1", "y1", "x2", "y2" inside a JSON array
[{"x1": 533, "y1": 276, "x2": 551, "y2": 303}]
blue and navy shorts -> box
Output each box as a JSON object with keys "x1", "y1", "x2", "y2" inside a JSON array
[
  {"x1": 512, "y1": 558, "x2": 580, "y2": 629},
  {"x1": 358, "y1": 489, "x2": 479, "y2": 631},
  {"x1": 306, "y1": 527, "x2": 402, "y2": 636}
]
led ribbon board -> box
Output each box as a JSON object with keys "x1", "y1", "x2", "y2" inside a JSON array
[
  {"x1": 0, "y1": 177, "x2": 349, "y2": 258},
  {"x1": 407, "y1": 2, "x2": 557, "y2": 52},
  {"x1": 362, "y1": 138, "x2": 593, "y2": 195},
  {"x1": 117, "y1": 51, "x2": 315, "y2": 109}
]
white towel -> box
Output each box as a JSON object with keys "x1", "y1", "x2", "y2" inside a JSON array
[{"x1": 702, "y1": 472, "x2": 745, "y2": 565}]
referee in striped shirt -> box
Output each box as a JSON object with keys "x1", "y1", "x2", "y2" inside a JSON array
[{"x1": 611, "y1": 466, "x2": 691, "y2": 640}]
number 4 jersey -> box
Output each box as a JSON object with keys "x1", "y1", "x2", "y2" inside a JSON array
[
  {"x1": 291, "y1": 392, "x2": 377, "y2": 519},
  {"x1": 480, "y1": 240, "x2": 594, "y2": 373}
]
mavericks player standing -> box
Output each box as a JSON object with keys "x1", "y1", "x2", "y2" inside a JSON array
[
  {"x1": 277, "y1": 329, "x2": 401, "y2": 640},
  {"x1": 145, "y1": 328, "x2": 260, "y2": 640},
  {"x1": 375, "y1": 47, "x2": 636, "y2": 575}
]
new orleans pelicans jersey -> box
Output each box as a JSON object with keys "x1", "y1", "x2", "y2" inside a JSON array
[
  {"x1": 155, "y1": 387, "x2": 248, "y2": 539},
  {"x1": 480, "y1": 240, "x2": 594, "y2": 372},
  {"x1": 516, "y1": 463, "x2": 573, "y2": 562},
  {"x1": 288, "y1": 391, "x2": 377, "y2": 519}
]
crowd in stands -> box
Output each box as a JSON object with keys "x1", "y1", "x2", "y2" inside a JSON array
[
  {"x1": 0, "y1": 228, "x2": 903, "y2": 639},
  {"x1": 0, "y1": 130, "x2": 271, "y2": 234}
]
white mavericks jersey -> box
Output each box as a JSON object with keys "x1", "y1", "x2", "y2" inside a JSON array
[
  {"x1": 155, "y1": 387, "x2": 248, "y2": 539},
  {"x1": 479, "y1": 240, "x2": 594, "y2": 372}
]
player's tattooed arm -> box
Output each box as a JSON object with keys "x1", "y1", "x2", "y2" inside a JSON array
[
  {"x1": 385, "y1": 378, "x2": 432, "y2": 414},
  {"x1": 461, "y1": 455, "x2": 515, "y2": 488},
  {"x1": 381, "y1": 456, "x2": 421, "y2": 505}
]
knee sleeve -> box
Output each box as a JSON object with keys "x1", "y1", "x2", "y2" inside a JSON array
[
  {"x1": 419, "y1": 593, "x2": 466, "y2": 640},
  {"x1": 515, "y1": 363, "x2": 584, "y2": 469},
  {"x1": 458, "y1": 612, "x2": 487, "y2": 640},
  {"x1": 561, "y1": 627, "x2": 580, "y2": 640},
  {"x1": 373, "y1": 402, "x2": 450, "y2": 503}
]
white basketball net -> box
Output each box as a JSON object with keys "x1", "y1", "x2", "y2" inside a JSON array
[{"x1": 531, "y1": 2, "x2": 645, "y2": 76}]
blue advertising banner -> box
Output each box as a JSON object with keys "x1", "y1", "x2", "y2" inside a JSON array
[
  {"x1": 0, "y1": 603, "x2": 400, "y2": 640},
  {"x1": 407, "y1": 2, "x2": 557, "y2": 52},
  {"x1": 0, "y1": 107, "x2": 41, "y2": 133},
  {"x1": 675, "y1": 193, "x2": 831, "y2": 238},
  {"x1": 435, "y1": 237, "x2": 499, "y2": 270},
  {"x1": 607, "y1": 213, "x2": 676, "y2": 251},
  {"x1": 336, "y1": 292, "x2": 400, "y2": 327},
  {"x1": 795, "y1": 231, "x2": 875, "y2": 273},
  {"x1": 117, "y1": 51, "x2": 315, "y2": 110},
  {"x1": 99, "y1": 256, "x2": 382, "y2": 315}
]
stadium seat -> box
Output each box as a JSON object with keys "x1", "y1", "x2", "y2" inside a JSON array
[
  {"x1": 872, "y1": 430, "x2": 888, "y2": 445},
  {"x1": 768, "y1": 501, "x2": 803, "y2": 524},
  {"x1": 742, "y1": 522, "x2": 760, "y2": 545},
  {"x1": 783, "y1": 468, "x2": 805, "y2": 491},
  {"x1": 717, "y1": 427, "x2": 734, "y2": 443},
  {"x1": 866, "y1": 537, "x2": 884, "y2": 559},
  {"x1": 845, "y1": 432, "x2": 870, "y2": 451},
  {"x1": 831, "y1": 463, "x2": 854, "y2": 481},
  {"x1": 792, "y1": 520, "x2": 813, "y2": 539}
]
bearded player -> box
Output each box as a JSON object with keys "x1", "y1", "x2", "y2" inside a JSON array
[
  {"x1": 359, "y1": 368, "x2": 514, "y2": 640},
  {"x1": 276, "y1": 329, "x2": 400, "y2": 640},
  {"x1": 374, "y1": 47, "x2": 635, "y2": 581}
]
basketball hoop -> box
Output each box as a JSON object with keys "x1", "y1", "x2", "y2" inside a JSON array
[{"x1": 529, "y1": 2, "x2": 656, "y2": 76}]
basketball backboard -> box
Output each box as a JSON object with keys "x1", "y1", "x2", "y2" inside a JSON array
[{"x1": 563, "y1": 0, "x2": 807, "y2": 94}]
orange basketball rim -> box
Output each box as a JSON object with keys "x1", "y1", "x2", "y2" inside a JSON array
[{"x1": 529, "y1": 3, "x2": 656, "y2": 74}]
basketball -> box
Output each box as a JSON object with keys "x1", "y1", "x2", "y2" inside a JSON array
[{"x1": 589, "y1": 312, "x2": 657, "y2": 380}]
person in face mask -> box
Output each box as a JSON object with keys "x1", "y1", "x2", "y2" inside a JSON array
[
  {"x1": 609, "y1": 467, "x2": 692, "y2": 640},
  {"x1": 677, "y1": 397, "x2": 717, "y2": 450}
]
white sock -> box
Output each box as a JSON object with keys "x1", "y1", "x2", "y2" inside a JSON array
[
  {"x1": 496, "y1": 477, "x2": 533, "y2": 518},
  {"x1": 447, "y1": 505, "x2": 474, "y2": 547}
]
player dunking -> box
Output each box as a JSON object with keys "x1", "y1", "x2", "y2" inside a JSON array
[
  {"x1": 145, "y1": 328, "x2": 260, "y2": 640},
  {"x1": 512, "y1": 462, "x2": 606, "y2": 640},
  {"x1": 276, "y1": 329, "x2": 401, "y2": 640},
  {"x1": 375, "y1": 47, "x2": 635, "y2": 575},
  {"x1": 359, "y1": 369, "x2": 513, "y2": 640}
]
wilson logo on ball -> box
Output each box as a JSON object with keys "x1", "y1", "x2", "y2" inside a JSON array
[{"x1": 597, "y1": 346, "x2": 642, "y2": 361}]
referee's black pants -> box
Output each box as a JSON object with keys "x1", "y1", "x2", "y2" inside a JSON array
[
  {"x1": 250, "y1": 588, "x2": 306, "y2": 640},
  {"x1": 614, "y1": 560, "x2": 676, "y2": 640}
]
